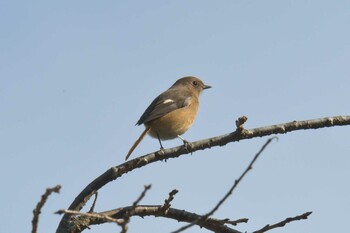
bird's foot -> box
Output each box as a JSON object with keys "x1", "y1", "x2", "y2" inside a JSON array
[
  {"x1": 158, "y1": 146, "x2": 165, "y2": 154},
  {"x1": 177, "y1": 135, "x2": 193, "y2": 154}
]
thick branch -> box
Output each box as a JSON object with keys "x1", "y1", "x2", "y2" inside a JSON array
[{"x1": 56, "y1": 115, "x2": 350, "y2": 233}]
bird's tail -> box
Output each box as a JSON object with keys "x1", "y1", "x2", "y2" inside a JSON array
[{"x1": 125, "y1": 127, "x2": 150, "y2": 160}]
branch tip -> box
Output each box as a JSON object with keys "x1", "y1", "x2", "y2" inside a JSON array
[
  {"x1": 32, "y1": 185, "x2": 61, "y2": 233},
  {"x1": 253, "y1": 211, "x2": 313, "y2": 233},
  {"x1": 236, "y1": 116, "x2": 248, "y2": 132},
  {"x1": 160, "y1": 189, "x2": 179, "y2": 214}
]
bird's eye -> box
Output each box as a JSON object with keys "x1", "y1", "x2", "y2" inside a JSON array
[{"x1": 192, "y1": 81, "x2": 198, "y2": 87}]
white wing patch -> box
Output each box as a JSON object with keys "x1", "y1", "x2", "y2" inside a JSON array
[{"x1": 163, "y1": 99, "x2": 175, "y2": 104}]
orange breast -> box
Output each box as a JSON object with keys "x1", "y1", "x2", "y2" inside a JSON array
[{"x1": 146, "y1": 99, "x2": 199, "y2": 140}]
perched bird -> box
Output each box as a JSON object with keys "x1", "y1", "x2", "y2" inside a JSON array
[{"x1": 125, "y1": 76, "x2": 211, "y2": 160}]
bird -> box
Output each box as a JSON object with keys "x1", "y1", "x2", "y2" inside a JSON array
[{"x1": 125, "y1": 76, "x2": 211, "y2": 160}]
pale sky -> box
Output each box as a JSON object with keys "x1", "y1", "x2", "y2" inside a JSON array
[{"x1": 1, "y1": 1, "x2": 350, "y2": 233}]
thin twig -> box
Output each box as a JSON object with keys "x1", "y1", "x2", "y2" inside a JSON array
[
  {"x1": 32, "y1": 185, "x2": 61, "y2": 233},
  {"x1": 172, "y1": 137, "x2": 277, "y2": 233},
  {"x1": 88, "y1": 192, "x2": 98, "y2": 213},
  {"x1": 120, "y1": 184, "x2": 152, "y2": 233},
  {"x1": 215, "y1": 218, "x2": 249, "y2": 226},
  {"x1": 253, "y1": 211, "x2": 312, "y2": 233},
  {"x1": 159, "y1": 189, "x2": 179, "y2": 214},
  {"x1": 132, "y1": 184, "x2": 152, "y2": 208}
]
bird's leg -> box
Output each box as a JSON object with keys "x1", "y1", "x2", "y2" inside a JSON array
[
  {"x1": 177, "y1": 135, "x2": 193, "y2": 153},
  {"x1": 156, "y1": 133, "x2": 167, "y2": 161},
  {"x1": 157, "y1": 133, "x2": 164, "y2": 151}
]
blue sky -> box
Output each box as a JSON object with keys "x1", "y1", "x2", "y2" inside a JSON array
[{"x1": 1, "y1": 1, "x2": 349, "y2": 232}]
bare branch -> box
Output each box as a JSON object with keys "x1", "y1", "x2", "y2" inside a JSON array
[
  {"x1": 69, "y1": 205, "x2": 243, "y2": 233},
  {"x1": 32, "y1": 185, "x2": 61, "y2": 233},
  {"x1": 253, "y1": 211, "x2": 312, "y2": 233},
  {"x1": 172, "y1": 137, "x2": 276, "y2": 233},
  {"x1": 56, "y1": 115, "x2": 350, "y2": 233}
]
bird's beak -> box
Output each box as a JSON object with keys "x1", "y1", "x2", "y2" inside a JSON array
[{"x1": 203, "y1": 84, "x2": 212, "y2": 90}]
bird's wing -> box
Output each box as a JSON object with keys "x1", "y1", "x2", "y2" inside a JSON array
[{"x1": 136, "y1": 89, "x2": 191, "y2": 125}]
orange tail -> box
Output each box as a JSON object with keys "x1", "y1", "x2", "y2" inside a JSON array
[{"x1": 125, "y1": 127, "x2": 150, "y2": 160}]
